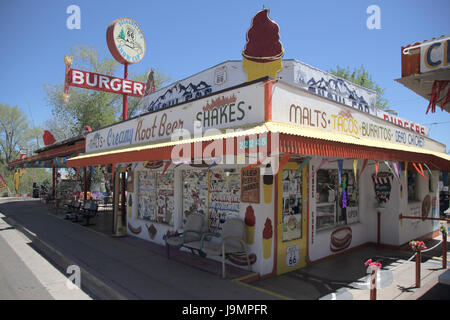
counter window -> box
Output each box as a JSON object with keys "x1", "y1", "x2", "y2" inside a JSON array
[
  {"x1": 137, "y1": 170, "x2": 174, "y2": 225},
  {"x1": 408, "y1": 171, "x2": 418, "y2": 202},
  {"x1": 315, "y1": 168, "x2": 359, "y2": 231},
  {"x1": 281, "y1": 169, "x2": 303, "y2": 242}
]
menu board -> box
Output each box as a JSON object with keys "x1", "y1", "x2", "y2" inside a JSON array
[
  {"x1": 156, "y1": 171, "x2": 174, "y2": 225},
  {"x1": 209, "y1": 169, "x2": 240, "y2": 233},
  {"x1": 138, "y1": 170, "x2": 157, "y2": 221},
  {"x1": 137, "y1": 169, "x2": 174, "y2": 225},
  {"x1": 241, "y1": 167, "x2": 260, "y2": 203},
  {"x1": 182, "y1": 170, "x2": 209, "y2": 225},
  {"x1": 281, "y1": 169, "x2": 302, "y2": 242}
]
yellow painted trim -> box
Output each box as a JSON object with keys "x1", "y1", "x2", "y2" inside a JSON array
[
  {"x1": 276, "y1": 162, "x2": 307, "y2": 275},
  {"x1": 232, "y1": 278, "x2": 294, "y2": 300}
]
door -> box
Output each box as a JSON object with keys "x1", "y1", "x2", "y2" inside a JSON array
[{"x1": 276, "y1": 162, "x2": 308, "y2": 275}]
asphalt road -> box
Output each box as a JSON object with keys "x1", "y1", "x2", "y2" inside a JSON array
[{"x1": 0, "y1": 210, "x2": 91, "y2": 300}]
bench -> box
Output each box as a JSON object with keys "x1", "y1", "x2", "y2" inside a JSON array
[
  {"x1": 80, "y1": 200, "x2": 99, "y2": 226},
  {"x1": 64, "y1": 200, "x2": 82, "y2": 221}
]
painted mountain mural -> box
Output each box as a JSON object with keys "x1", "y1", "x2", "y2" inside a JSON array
[
  {"x1": 297, "y1": 71, "x2": 376, "y2": 114},
  {"x1": 141, "y1": 81, "x2": 213, "y2": 112}
]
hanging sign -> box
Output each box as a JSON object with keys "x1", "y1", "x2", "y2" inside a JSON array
[
  {"x1": 68, "y1": 69, "x2": 146, "y2": 97},
  {"x1": 372, "y1": 172, "x2": 393, "y2": 204},
  {"x1": 106, "y1": 17, "x2": 146, "y2": 65},
  {"x1": 241, "y1": 167, "x2": 260, "y2": 203}
]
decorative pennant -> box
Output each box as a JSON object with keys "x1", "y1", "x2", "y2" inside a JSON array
[
  {"x1": 392, "y1": 162, "x2": 400, "y2": 181},
  {"x1": 313, "y1": 158, "x2": 328, "y2": 176},
  {"x1": 353, "y1": 160, "x2": 358, "y2": 180},
  {"x1": 337, "y1": 159, "x2": 343, "y2": 185},
  {"x1": 274, "y1": 153, "x2": 291, "y2": 175},
  {"x1": 294, "y1": 156, "x2": 311, "y2": 178},
  {"x1": 404, "y1": 162, "x2": 408, "y2": 178},
  {"x1": 443, "y1": 171, "x2": 448, "y2": 185},
  {"x1": 418, "y1": 163, "x2": 426, "y2": 179},
  {"x1": 359, "y1": 159, "x2": 368, "y2": 180},
  {"x1": 384, "y1": 161, "x2": 398, "y2": 181},
  {"x1": 374, "y1": 160, "x2": 379, "y2": 177},
  {"x1": 413, "y1": 163, "x2": 426, "y2": 180},
  {"x1": 422, "y1": 163, "x2": 433, "y2": 178},
  {"x1": 161, "y1": 161, "x2": 172, "y2": 177}
]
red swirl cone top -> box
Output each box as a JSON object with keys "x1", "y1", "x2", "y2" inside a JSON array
[
  {"x1": 243, "y1": 9, "x2": 284, "y2": 63},
  {"x1": 43, "y1": 130, "x2": 56, "y2": 146}
]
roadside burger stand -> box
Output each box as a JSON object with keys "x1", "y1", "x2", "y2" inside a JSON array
[{"x1": 66, "y1": 10, "x2": 450, "y2": 278}]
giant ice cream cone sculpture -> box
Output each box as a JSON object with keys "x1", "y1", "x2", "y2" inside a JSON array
[
  {"x1": 245, "y1": 205, "x2": 256, "y2": 245},
  {"x1": 242, "y1": 9, "x2": 284, "y2": 82},
  {"x1": 262, "y1": 218, "x2": 273, "y2": 259}
]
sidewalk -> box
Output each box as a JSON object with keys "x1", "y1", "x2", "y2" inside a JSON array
[
  {"x1": 0, "y1": 198, "x2": 277, "y2": 300},
  {"x1": 0, "y1": 197, "x2": 448, "y2": 300}
]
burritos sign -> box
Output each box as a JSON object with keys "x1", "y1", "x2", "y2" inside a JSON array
[
  {"x1": 85, "y1": 81, "x2": 264, "y2": 153},
  {"x1": 271, "y1": 81, "x2": 446, "y2": 153},
  {"x1": 69, "y1": 69, "x2": 146, "y2": 97}
]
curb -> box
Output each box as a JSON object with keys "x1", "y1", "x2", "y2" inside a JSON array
[{"x1": 2, "y1": 215, "x2": 127, "y2": 300}]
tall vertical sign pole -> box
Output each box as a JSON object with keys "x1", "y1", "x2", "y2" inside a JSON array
[
  {"x1": 123, "y1": 63, "x2": 128, "y2": 121},
  {"x1": 106, "y1": 17, "x2": 146, "y2": 236}
]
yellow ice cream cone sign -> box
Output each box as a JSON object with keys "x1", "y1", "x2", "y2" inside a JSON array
[
  {"x1": 13, "y1": 170, "x2": 23, "y2": 194},
  {"x1": 242, "y1": 9, "x2": 284, "y2": 82},
  {"x1": 242, "y1": 57, "x2": 283, "y2": 82}
]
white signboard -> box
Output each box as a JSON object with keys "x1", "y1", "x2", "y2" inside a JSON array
[
  {"x1": 285, "y1": 244, "x2": 300, "y2": 267},
  {"x1": 271, "y1": 82, "x2": 446, "y2": 153},
  {"x1": 86, "y1": 82, "x2": 265, "y2": 153},
  {"x1": 420, "y1": 37, "x2": 450, "y2": 73},
  {"x1": 139, "y1": 60, "x2": 379, "y2": 116},
  {"x1": 376, "y1": 109, "x2": 430, "y2": 137},
  {"x1": 286, "y1": 61, "x2": 378, "y2": 115}
]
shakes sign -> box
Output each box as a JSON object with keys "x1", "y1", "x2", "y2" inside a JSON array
[{"x1": 85, "y1": 81, "x2": 265, "y2": 153}]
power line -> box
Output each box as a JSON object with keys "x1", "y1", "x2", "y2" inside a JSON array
[{"x1": 422, "y1": 121, "x2": 450, "y2": 126}]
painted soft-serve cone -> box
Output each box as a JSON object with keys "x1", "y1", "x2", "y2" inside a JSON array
[
  {"x1": 245, "y1": 205, "x2": 256, "y2": 245},
  {"x1": 242, "y1": 9, "x2": 284, "y2": 81}
]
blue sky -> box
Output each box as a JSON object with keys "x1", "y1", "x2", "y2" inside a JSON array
[{"x1": 1, "y1": 0, "x2": 449, "y2": 152}]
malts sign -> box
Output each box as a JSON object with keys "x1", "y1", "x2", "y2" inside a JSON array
[{"x1": 69, "y1": 69, "x2": 146, "y2": 97}]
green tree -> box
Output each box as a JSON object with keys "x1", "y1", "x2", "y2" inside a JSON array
[
  {"x1": 328, "y1": 65, "x2": 388, "y2": 109},
  {"x1": 0, "y1": 104, "x2": 40, "y2": 164},
  {"x1": 0, "y1": 104, "x2": 50, "y2": 196}
]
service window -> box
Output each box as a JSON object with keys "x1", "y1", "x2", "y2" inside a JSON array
[
  {"x1": 316, "y1": 168, "x2": 359, "y2": 231},
  {"x1": 407, "y1": 171, "x2": 418, "y2": 202}
]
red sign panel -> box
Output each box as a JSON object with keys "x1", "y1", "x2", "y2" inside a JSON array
[{"x1": 68, "y1": 69, "x2": 146, "y2": 97}]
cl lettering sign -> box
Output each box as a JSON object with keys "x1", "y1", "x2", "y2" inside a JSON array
[{"x1": 420, "y1": 38, "x2": 450, "y2": 73}]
